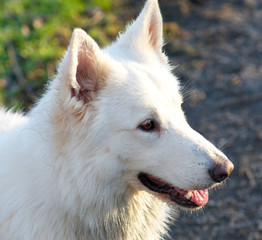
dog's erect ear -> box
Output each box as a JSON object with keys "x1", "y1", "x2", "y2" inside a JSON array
[
  {"x1": 117, "y1": 0, "x2": 163, "y2": 52},
  {"x1": 60, "y1": 28, "x2": 106, "y2": 104}
]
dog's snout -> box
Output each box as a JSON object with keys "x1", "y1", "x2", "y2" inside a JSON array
[{"x1": 209, "y1": 159, "x2": 234, "y2": 183}]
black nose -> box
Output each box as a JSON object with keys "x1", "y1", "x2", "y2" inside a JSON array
[{"x1": 209, "y1": 160, "x2": 234, "y2": 183}]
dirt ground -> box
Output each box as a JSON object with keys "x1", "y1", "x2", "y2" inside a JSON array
[{"x1": 144, "y1": 0, "x2": 262, "y2": 239}]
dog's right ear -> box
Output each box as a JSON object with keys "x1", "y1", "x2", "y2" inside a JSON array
[{"x1": 59, "y1": 28, "x2": 107, "y2": 104}]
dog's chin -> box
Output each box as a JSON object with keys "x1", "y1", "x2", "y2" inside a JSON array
[{"x1": 138, "y1": 172, "x2": 209, "y2": 209}]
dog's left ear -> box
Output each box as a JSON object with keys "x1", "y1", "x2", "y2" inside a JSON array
[
  {"x1": 117, "y1": 0, "x2": 163, "y2": 53},
  {"x1": 59, "y1": 28, "x2": 107, "y2": 104}
]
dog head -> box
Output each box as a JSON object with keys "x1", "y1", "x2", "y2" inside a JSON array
[{"x1": 54, "y1": 0, "x2": 233, "y2": 209}]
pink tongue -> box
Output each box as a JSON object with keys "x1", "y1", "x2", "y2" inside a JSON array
[{"x1": 190, "y1": 189, "x2": 209, "y2": 206}]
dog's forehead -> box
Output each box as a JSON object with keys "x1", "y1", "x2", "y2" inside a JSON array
[
  {"x1": 122, "y1": 62, "x2": 182, "y2": 105},
  {"x1": 99, "y1": 60, "x2": 184, "y2": 128}
]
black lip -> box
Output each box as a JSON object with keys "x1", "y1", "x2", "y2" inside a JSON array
[{"x1": 138, "y1": 172, "x2": 198, "y2": 209}]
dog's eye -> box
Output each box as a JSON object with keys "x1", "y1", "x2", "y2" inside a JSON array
[{"x1": 139, "y1": 119, "x2": 155, "y2": 132}]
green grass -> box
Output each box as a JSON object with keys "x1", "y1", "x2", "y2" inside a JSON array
[{"x1": 0, "y1": 0, "x2": 123, "y2": 110}]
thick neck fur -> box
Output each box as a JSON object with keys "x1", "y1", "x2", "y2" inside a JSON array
[{"x1": 5, "y1": 81, "x2": 172, "y2": 240}]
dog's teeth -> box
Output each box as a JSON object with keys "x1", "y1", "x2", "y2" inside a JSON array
[{"x1": 184, "y1": 191, "x2": 192, "y2": 200}]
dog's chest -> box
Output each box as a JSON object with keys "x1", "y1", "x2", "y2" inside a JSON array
[{"x1": 75, "y1": 191, "x2": 171, "y2": 240}]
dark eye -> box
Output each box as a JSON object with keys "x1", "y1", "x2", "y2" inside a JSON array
[{"x1": 139, "y1": 119, "x2": 155, "y2": 132}]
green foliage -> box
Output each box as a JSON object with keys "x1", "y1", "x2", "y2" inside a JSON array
[{"x1": 0, "y1": 0, "x2": 123, "y2": 110}]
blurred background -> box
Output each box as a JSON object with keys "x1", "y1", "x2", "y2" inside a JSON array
[{"x1": 1, "y1": 0, "x2": 261, "y2": 239}]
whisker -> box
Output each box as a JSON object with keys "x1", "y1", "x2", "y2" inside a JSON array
[{"x1": 218, "y1": 136, "x2": 235, "y2": 151}]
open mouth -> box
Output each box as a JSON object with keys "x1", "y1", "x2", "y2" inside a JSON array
[{"x1": 138, "y1": 172, "x2": 209, "y2": 209}]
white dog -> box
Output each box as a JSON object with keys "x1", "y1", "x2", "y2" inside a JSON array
[{"x1": 0, "y1": 0, "x2": 234, "y2": 239}]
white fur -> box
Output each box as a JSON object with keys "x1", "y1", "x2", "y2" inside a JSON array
[{"x1": 0, "y1": 0, "x2": 232, "y2": 239}]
